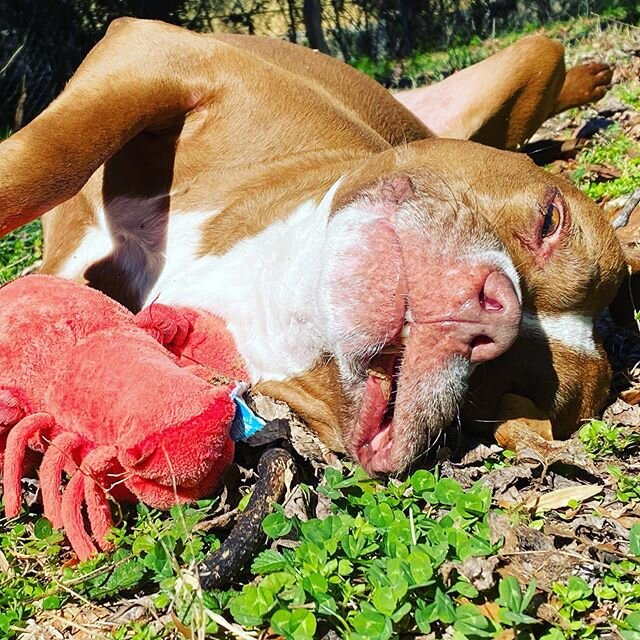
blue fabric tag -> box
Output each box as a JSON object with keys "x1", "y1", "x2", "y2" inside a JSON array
[{"x1": 229, "y1": 383, "x2": 266, "y2": 441}]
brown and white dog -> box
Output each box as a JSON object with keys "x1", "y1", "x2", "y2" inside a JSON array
[{"x1": 0, "y1": 18, "x2": 627, "y2": 475}]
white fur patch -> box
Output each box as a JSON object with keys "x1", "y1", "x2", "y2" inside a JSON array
[
  {"x1": 520, "y1": 311, "x2": 598, "y2": 356},
  {"x1": 56, "y1": 178, "x2": 531, "y2": 384},
  {"x1": 144, "y1": 181, "x2": 343, "y2": 382},
  {"x1": 57, "y1": 207, "x2": 114, "y2": 280}
]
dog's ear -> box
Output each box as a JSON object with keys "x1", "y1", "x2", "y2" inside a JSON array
[{"x1": 608, "y1": 195, "x2": 640, "y2": 327}]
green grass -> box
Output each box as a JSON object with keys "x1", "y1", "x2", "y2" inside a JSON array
[
  {"x1": 225, "y1": 466, "x2": 640, "y2": 640},
  {"x1": 579, "y1": 420, "x2": 640, "y2": 457},
  {"x1": 354, "y1": 15, "x2": 616, "y2": 88},
  {"x1": 0, "y1": 220, "x2": 42, "y2": 285},
  {"x1": 571, "y1": 125, "x2": 640, "y2": 201},
  {"x1": 2, "y1": 463, "x2": 639, "y2": 639},
  {"x1": 0, "y1": 499, "x2": 222, "y2": 638},
  {"x1": 613, "y1": 83, "x2": 640, "y2": 110},
  {"x1": 230, "y1": 467, "x2": 503, "y2": 639},
  {"x1": 0, "y1": 125, "x2": 42, "y2": 286}
]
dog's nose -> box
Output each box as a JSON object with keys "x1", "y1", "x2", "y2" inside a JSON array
[{"x1": 455, "y1": 270, "x2": 521, "y2": 363}]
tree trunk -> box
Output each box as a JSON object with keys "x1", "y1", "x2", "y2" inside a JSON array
[
  {"x1": 303, "y1": 0, "x2": 329, "y2": 53},
  {"x1": 331, "y1": 0, "x2": 350, "y2": 62},
  {"x1": 287, "y1": 0, "x2": 298, "y2": 43},
  {"x1": 399, "y1": 0, "x2": 413, "y2": 56}
]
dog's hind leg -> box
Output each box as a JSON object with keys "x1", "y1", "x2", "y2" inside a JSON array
[
  {"x1": 550, "y1": 62, "x2": 613, "y2": 116},
  {"x1": 394, "y1": 35, "x2": 606, "y2": 151}
]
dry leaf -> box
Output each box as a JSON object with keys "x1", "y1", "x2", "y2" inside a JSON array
[
  {"x1": 171, "y1": 612, "x2": 194, "y2": 639},
  {"x1": 459, "y1": 443, "x2": 502, "y2": 465},
  {"x1": 441, "y1": 556, "x2": 500, "y2": 592},
  {"x1": 525, "y1": 484, "x2": 602, "y2": 511},
  {"x1": 586, "y1": 163, "x2": 623, "y2": 181},
  {"x1": 617, "y1": 516, "x2": 640, "y2": 529},
  {"x1": 604, "y1": 398, "x2": 640, "y2": 427},
  {"x1": 619, "y1": 385, "x2": 640, "y2": 405},
  {"x1": 478, "y1": 601, "x2": 502, "y2": 622}
]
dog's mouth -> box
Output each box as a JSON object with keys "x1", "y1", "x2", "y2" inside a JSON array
[
  {"x1": 347, "y1": 324, "x2": 472, "y2": 477},
  {"x1": 351, "y1": 345, "x2": 403, "y2": 475}
]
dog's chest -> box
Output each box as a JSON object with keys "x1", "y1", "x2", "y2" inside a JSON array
[
  {"x1": 56, "y1": 193, "x2": 338, "y2": 384},
  {"x1": 149, "y1": 205, "x2": 331, "y2": 382}
]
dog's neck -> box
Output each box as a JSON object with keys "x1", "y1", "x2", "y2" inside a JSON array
[{"x1": 147, "y1": 179, "x2": 344, "y2": 383}]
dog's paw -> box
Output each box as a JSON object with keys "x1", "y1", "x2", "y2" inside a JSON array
[{"x1": 554, "y1": 62, "x2": 613, "y2": 113}]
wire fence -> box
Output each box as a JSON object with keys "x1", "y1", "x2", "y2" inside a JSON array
[{"x1": 1, "y1": 2, "x2": 83, "y2": 131}]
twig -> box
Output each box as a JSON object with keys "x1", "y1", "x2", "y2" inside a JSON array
[
  {"x1": 53, "y1": 577, "x2": 95, "y2": 609},
  {"x1": 205, "y1": 610, "x2": 258, "y2": 640},
  {"x1": 192, "y1": 508, "x2": 239, "y2": 532},
  {"x1": 591, "y1": 13, "x2": 640, "y2": 31},
  {"x1": 63, "y1": 553, "x2": 133, "y2": 587},
  {"x1": 501, "y1": 548, "x2": 614, "y2": 570},
  {"x1": 0, "y1": 254, "x2": 30, "y2": 275},
  {"x1": 611, "y1": 188, "x2": 640, "y2": 229},
  {"x1": 0, "y1": 39, "x2": 26, "y2": 76},
  {"x1": 38, "y1": 613, "x2": 114, "y2": 640}
]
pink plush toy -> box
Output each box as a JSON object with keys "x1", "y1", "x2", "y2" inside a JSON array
[{"x1": 0, "y1": 275, "x2": 245, "y2": 560}]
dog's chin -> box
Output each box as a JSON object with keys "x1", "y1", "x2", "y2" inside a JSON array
[{"x1": 346, "y1": 354, "x2": 470, "y2": 476}]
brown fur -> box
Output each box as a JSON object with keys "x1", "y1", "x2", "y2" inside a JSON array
[{"x1": 255, "y1": 360, "x2": 347, "y2": 452}]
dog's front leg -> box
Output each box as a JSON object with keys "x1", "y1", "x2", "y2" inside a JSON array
[{"x1": 0, "y1": 18, "x2": 219, "y2": 235}]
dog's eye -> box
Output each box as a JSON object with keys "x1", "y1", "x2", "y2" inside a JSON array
[
  {"x1": 541, "y1": 200, "x2": 562, "y2": 239},
  {"x1": 517, "y1": 190, "x2": 567, "y2": 259},
  {"x1": 538, "y1": 189, "x2": 567, "y2": 243}
]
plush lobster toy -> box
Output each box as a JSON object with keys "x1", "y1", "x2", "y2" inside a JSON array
[{"x1": 0, "y1": 275, "x2": 246, "y2": 560}]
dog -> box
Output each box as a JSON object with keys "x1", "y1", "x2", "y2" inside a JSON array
[{"x1": 0, "y1": 18, "x2": 628, "y2": 474}]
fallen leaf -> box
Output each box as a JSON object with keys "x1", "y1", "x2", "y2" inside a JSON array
[
  {"x1": 586, "y1": 163, "x2": 623, "y2": 181},
  {"x1": 604, "y1": 398, "x2": 640, "y2": 427},
  {"x1": 459, "y1": 443, "x2": 503, "y2": 465},
  {"x1": 524, "y1": 484, "x2": 602, "y2": 511},
  {"x1": 441, "y1": 555, "x2": 500, "y2": 592},
  {"x1": 171, "y1": 612, "x2": 194, "y2": 639},
  {"x1": 596, "y1": 96, "x2": 628, "y2": 116},
  {"x1": 536, "y1": 602, "x2": 569, "y2": 629},
  {"x1": 587, "y1": 606, "x2": 613, "y2": 626},
  {"x1": 619, "y1": 386, "x2": 640, "y2": 406},
  {"x1": 618, "y1": 516, "x2": 640, "y2": 529},
  {"x1": 593, "y1": 504, "x2": 629, "y2": 519},
  {"x1": 477, "y1": 601, "x2": 502, "y2": 623},
  {"x1": 483, "y1": 463, "x2": 533, "y2": 494},
  {"x1": 440, "y1": 460, "x2": 482, "y2": 488}
]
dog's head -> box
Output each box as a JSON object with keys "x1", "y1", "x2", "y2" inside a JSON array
[{"x1": 311, "y1": 139, "x2": 625, "y2": 475}]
